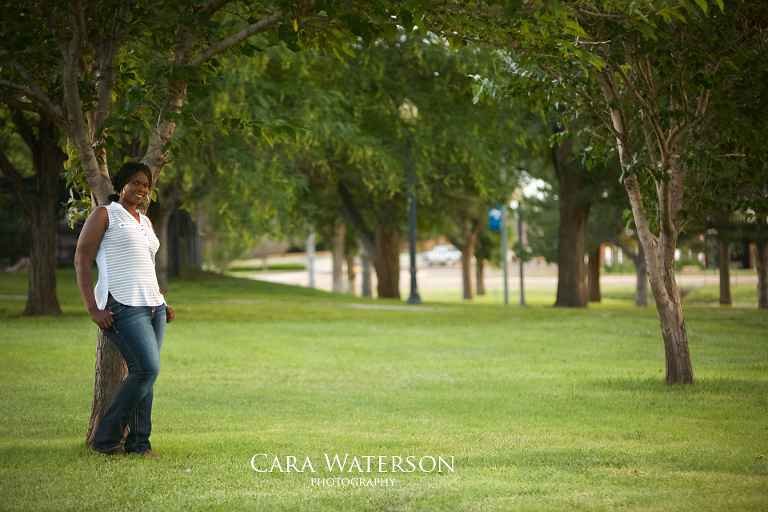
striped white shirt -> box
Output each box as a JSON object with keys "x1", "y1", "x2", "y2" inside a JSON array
[{"x1": 93, "y1": 202, "x2": 165, "y2": 309}]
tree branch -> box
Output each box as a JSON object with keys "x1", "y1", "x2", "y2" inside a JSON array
[
  {"x1": 595, "y1": 71, "x2": 633, "y2": 162},
  {"x1": 640, "y1": 111, "x2": 660, "y2": 170},
  {"x1": 0, "y1": 143, "x2": 32, "y2": 216},
  {"x1": 37, "y1": 0, "x2": 68, "y2": 56},
  {"x1": 609, "y1": 60, "x2": 668, "y2": 159},
  {"x1": 199, "y1": 0, "x2": 236, "y2": 20},
  {"x1": 189, "y1": 12, "x2": 283, "y2": 68},
  {"x1": 88, "y1": 4, "x2": 131, "y2": 139},
  {"x1": 68, "y1": 0, "x2": 88, "y2": 45},
  {"x1": 430, "y1": 2, "x2": 505, "y2": 14},
  {"x1": 0, "y1": 78, "x2": 65, "y2": 128},
  {"x1": 337, "y1": 179, "x2": 376, "y2": 260},
  {"x1": 613, "y1": 237, "x2": 641, "y2": 265},
  {"x1": 9, "y1": 108, "x2": 39, "y2": 156},
  {"x1": 538, "y1": 64, "x2": 623, "y2": 142}
]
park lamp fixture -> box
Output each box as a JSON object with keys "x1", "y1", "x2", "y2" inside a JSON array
[{"x1": 399, "y1": 98, "x2": 422, "y2": 305}]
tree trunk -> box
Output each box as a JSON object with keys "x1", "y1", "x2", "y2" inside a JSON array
[
  {"x1": 374, "y1": 222, "x2": 401, "y2": 299},
  {"x1": 718, "y1": 239, "x2": 732, "y2": 305},
  {"x1": 599, "y1": 72, "x2": 692, "y2": 384},
  {"x1": 624, "y1": 173, "x2": 694, "y2": 384},
  {"x1": 346, "y1": 249, "x2": 356, "y2": 296},
  {"x1": 85, "y1": 330, "x2": 129, "y2": 446},
  {"x1": 553, "y1": 198, "x2": 589, "y2": 307},
  {"x1": 634, "y1": 242, "x2": 649, "y2": 307},
  {"x1": 360, "y1": 243, "x2": 372, "y2": 298},
  {"x1": 145, "y1": 198, "x2": 176, "y2": 294},
  {"x1": 24, "y1": 211, "x2": 62, "y2": 316},
  {"x1": 332, "y1": 217, "x2": 345, "y2": 294},
  {"x1": 552, "y1": 135, "x2": 590, "y2": 308},
  {"x1": 476, "y1": 258, "x2": 485, "y2": 296},
  {"x1": 587, "y1": 245, "x2": 601, "y2": 303},
  {"x1": 756, "y1": 232, "x2": 768, "y2": 309},
  {"x1": 459, "y1": 235, "x2": 476, "y2": 300},
  {"x1": 0, "y1": 111, "x2": 65, "y2": 316}
]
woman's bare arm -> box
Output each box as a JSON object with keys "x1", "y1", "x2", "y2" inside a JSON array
[{"x1": 74, "y1": 207, "x2": 113, "y2": 330}]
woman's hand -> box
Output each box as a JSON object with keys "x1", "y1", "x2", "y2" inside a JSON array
[
  {"x1": 89, "y1": 308, "x2": 114, "y2": 331},
  {"x1": 165, "y1": 305, "x2": 175, "y2": 323}
]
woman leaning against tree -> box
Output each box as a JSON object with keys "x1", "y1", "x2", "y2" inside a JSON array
[{"x1": 75, "y1": 162, "x2": 175, "y2": 458}]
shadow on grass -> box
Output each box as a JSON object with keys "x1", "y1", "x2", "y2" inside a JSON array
[{"x1": 585, "y1": 376, "x2": 768, "y2": 394}]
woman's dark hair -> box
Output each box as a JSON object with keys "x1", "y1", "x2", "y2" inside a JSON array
[{"x1": 107, "y1": 162, "x2": 153, "y2": 202}]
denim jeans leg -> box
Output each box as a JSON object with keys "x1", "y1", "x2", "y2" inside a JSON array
[
  {"x1": 124, "y1": 305, "x2": 166, "y2": 453},
  {"x1": 91, "y1": 304, "x2": 163, "y2": 453}
]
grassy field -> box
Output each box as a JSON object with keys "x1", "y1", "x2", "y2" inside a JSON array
[
  {"x1": 411, "y1": 279, "x2": 760, "y2": 306},
  {"x1": 0, "y1": 269, "x2": 766, "y2": 511}
]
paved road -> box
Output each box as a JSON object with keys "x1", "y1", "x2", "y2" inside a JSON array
[{"x1": 234, "y1": 253, "x2": 757, "y2": 294}]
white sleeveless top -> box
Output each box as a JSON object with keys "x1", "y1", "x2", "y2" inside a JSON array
[{"x1": 93, "y1": 202, "x2": 165, "y2": 309}]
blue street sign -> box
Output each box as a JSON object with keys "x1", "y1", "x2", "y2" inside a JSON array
[{"x1": 489, "y1": 205, "x2": 501, "y2": 232}]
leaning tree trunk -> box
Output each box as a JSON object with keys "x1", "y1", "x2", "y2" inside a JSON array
[
  {"x1": 374, "y1": 222, "x2": 401, "y2": 299},
  {"x1": 552, "y1": 135, "x2": 590, "y2": 308},
  {"x1": 85, "y1": 330, "x2": 129, "y2": 446},
  {"x1": 476, "y1": 257, "x2": 486, "y2": 296},
  {"x1": 718, "y1": 239, "x2": 732, "y2": 305},
  {"x1": 652, "y1": 257, "x2": 694, "y2": 384},
  {"x1": 624, "y1": 172, "x2": 694, "y2": 384},
  {"x1": 599, "y1": 71, "x2": 693, "y2": 384},
  {"x1": 587, "y1": 245, "x2": 601, "y2": 303}
]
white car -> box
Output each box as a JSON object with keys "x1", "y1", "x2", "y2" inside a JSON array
[{"x1": 422, "y1": 245, "x2": 462, "y2": 267}]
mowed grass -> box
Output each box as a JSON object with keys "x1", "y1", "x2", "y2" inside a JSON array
[{"x1": 0, "y1": 269, "x2": 766, "y2": 511}]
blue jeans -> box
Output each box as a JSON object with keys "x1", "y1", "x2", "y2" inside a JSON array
[{"x1": 91, "y1": 302, "x2": 166, "y2": 454}]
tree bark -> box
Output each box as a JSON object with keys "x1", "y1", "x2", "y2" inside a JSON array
[
  {"x1": 598, "y1": 69, "x2": 693, "y2": 384},
  {"x1": 588, "y1": 245, "x2": 601, "y2": 302},
  {"x1": 552, "y1": 136, "x2": 590, "y2": 308},
  {"x1": 476, "y1": 258, "x2": 486, "y2": 296},
  {"x1": 332, "y1": 216, "x2": 345, "y2": 294},
  {"x1": 634, "y1": 242, "x2": 649, "y2": 307},
  {"x1": 624, "y1": 172, "x2": 694, "y2": 384},
  {"x1": 346, "y1": 248, "x2": 356, "y2": 296},
  {"x1": 756, "y1": 221, "x2": 768, "y2": 309},
  {"x1": 85, "y1": 330, "x2": 129, "y2": 446},
  {"x1": 0, "y1": 111, "x2": 65, "y2": 316},
  {"x1": 360, "y1": 243, "x2": 372, "y2": 298},
  {"x1": 148, "y1": 202, "x2": 175, "y2": 294},
  {"x1": 374, "y1": 221, "x2": 401, "y2": 299},
  {"x1": 25, "y1": 204, "x2": 62, "y2": 316},
  {"x1": 614, "y1": 238, "x2": 648, "y2": 306},
  {"x1": 460, "y1": 236, "x2": 476, "y2": 300},
  {"x1": 718, "y1": 238, "x2": 732, "y2": 305}
]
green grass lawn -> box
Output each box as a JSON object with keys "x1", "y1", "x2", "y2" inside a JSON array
[{"x1": 1, "y1": 270, "x2": 766, "y2": 511}]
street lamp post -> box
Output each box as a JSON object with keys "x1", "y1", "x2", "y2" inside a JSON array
[
  {"x1": 400, "y1": 99, "x2": 422, "y2": 305},
  {"x1": 518, "y1": 209, "x2": 526, "y2": 306},
  {"x1": 501, "y1": 169, "x2": 509, "y2": 306}
]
